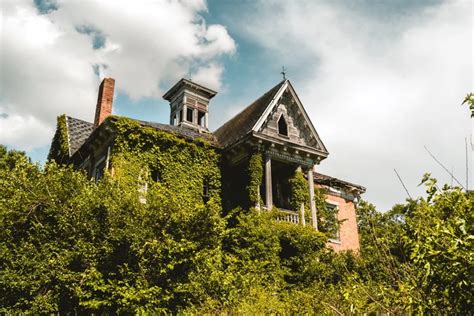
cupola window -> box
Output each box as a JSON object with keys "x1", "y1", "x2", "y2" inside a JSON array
[{"x1": 186, "y1": 108, "x2": 194, "y2": 122}]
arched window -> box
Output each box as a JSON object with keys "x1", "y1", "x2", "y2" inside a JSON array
[{"x1": 278, "y1": 114, "x2": 288, "y2": 136}]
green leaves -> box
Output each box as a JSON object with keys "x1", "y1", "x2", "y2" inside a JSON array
[
  {"x1": 462, "y1": 92, "x2": 474, "y2": 118},
  {"x1": 288, "y1": 170, "x2": 309, "y2": 212},
  {"x1": 247, "y1": 152, "x2": 263, "y2": 206},
  {"x1": 2, "y1": 140, "x2": 473, "y2": 313}
]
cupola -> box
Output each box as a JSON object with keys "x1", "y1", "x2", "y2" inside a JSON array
[{"x1": 162, "y1": 79, "x2": 217, "y2": 131}]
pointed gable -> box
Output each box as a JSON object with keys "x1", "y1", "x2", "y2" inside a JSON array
[
  {"x1": 254, "y1": 81, "x2": 328, "y2": 154},
  {"x1": 215, "y1": 79, "x2": 328, "y2": 156},
  {"x1": 214, "y1": 80, "x2": 286, "y2": 148}
]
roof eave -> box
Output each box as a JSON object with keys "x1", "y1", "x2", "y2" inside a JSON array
[{"x1": 163, "y1": 78, "x2": 217, "y2": 101}]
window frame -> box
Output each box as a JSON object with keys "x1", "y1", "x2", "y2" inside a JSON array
[
  {"x1": 277, "y1": 114, "x2": 289, "y2": 137},
  {"x1": 325, "y1": 200, "x2": 341, "y2": 242}
]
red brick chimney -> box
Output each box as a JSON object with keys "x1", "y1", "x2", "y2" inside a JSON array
[{"x1": 94, "y1": 78, "x2": 115, "y2": 127}]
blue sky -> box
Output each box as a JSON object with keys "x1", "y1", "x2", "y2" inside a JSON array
[{"x1": 1, "y1": 0, "x2": 472, "y2": 210}]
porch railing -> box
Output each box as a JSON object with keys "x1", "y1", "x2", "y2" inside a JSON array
[{"x1": 276, "y1": 209, "x2": 300, "y2": 224}]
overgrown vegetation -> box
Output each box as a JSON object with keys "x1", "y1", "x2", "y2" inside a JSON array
[
  {"x1": 47, "y1": 114, "x2": 69, "y2": 164},
  {"x1": 247, "y1": 152, "x2": 263, "y2": 207},
  {"x1": 1, "y1": 143, "x2": 472, "y2": 313}
]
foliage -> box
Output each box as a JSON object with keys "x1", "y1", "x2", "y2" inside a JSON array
[
  {"x1": 1, "y1": 143, "x2": 472, "y2": 313},
  {"x1": 112, "y1": 116, "x2": 222, "y2": 208},
  {"x1": 246, "y1": 152, "x2": 263, "y2": 207},
  {"x1": 462, "y1": 92, "x2": 474, "y2": 117},
  {"x1": 288, "y1": 169, "x2": 309, "y2": 212},
  {"x1": 47, "y1": 114, "x2": 70, "y2": 163},
  {"x1": 314, "y1": 187, "x2": 341, "y2": 239},
  {"x1": 403, "y1": 174, "x2": 473, "y2": 312}
]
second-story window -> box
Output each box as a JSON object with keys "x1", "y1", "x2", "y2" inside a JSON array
[{"x1": 324, "y1": 202, "x2": 340, "y2": 241}]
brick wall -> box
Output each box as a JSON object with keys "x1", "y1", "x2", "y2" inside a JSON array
[{"x1": 324, "y1": 192, "x2": 360, "y2": 252}]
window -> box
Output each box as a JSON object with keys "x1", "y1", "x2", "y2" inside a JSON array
[
  {"x1": 324, "y1": 202, "x2": 340, "y2": 240},
  {"x1": 94, "y1": 158, "x2": 106, "y2": 180},
  {"x1": 203, "y1": 179, "x2": 210, "y2": 203},
  {"x1": 278, "y1": 114, "x2": 288, "y2": 136},
  {"x1": 150, "y1": 168, "x2": 161, "y2": 182},
  {"x1": 186, "y1": 108, "x2": 194, "y2": 122},
  {"x1": 198, "y1": 111, "x2": 206, "y2": 127}
]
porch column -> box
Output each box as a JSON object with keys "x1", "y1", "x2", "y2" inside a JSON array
[
  {"x1": 308, "y1": 167, "x2": 318, "y2": 230},
  {"x1": 265, "y1": 155, "x2": 273, "y2": 209},
  {"x1": 300, "y1": 203, "x2": 306, "y2": 226}
]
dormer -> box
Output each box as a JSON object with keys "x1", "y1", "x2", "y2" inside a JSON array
[{"x1": 163, "y1": 78, "x2": 217, "y2": 131}]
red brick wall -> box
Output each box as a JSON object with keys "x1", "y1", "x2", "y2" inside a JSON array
[
  {"x1": 94, "y1": 78, "x2": 115, "y2": 127},
  {"x1": 323, "y1": 192, "x2": 360, "y2": 252}
]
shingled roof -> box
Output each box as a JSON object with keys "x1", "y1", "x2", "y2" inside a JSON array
[
  {"x1": 136, "y1": 119, "x2": 219, "y2": 146},
  {"x1": 66, "y1": 116, "x2": 219, "y2": 157},
  {"x1": 314, "y1": 172, "x2": 366, "y2": 193},
  {"x1": 66, "y1": 116, "x2": 94, "y2": 155},
  {"x1": 214, "y1": 80, "x2": 286, "y2": 148}
]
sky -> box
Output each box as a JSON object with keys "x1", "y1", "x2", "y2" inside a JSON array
[{"x1": 1, "y1": 0, "x2": 473, "y2": 211}]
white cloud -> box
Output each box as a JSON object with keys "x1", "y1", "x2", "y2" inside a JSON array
[
  {"x1": 233, "y1": 0, "x2": 473, "y2": 210},
  {"x1": 0, "y1": 113, "x2": 52, "y2": 151},
  {"x1": 191, "y1": 63, "x2": 224, "y2": 91},
  {"x1": 0, "y1": 0, "x2": 235, "y2": 151}
]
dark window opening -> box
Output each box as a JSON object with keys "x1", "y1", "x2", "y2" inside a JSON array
[
  {"x1": 187, "y1": 108, "x2": 194, "y2": 122},
  {"x1": 94, "y1": 159, "x2": 106, "y2": 180},
  {"x1": 180, "y1": 109, "x2": 184, "y2": 123},
  {"x1": 203, "y1": 179, "x2": 210, "y2": 203},
  {"x1": 271, "y1": 160, "x2": 295, "y2": 210},
  {"x1": 278, "y1": 115, "x2": 288, "y2": 136},
  {"x1": 173, "y1": 114, "x2": 177, "y2": 125},
  {"x1": 198, "y1": 111, "x2": 206, "y2": 127},
  {"x1": 150, "y1": 168, "x2": 161, "y2": 182}
]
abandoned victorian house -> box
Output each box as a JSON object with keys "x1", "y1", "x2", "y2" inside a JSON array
[{"x1": 48, "y1": 77, "x2": 365, "y2": 252}]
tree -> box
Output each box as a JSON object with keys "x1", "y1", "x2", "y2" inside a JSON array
[{"x1": 462, "y1": 92, "x2": 474, "y2": 118}]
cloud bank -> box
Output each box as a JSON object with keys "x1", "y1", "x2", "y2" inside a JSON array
[
  {"x1": 0, "y1": 0, "x2": 235, "y2": 150},
  {"x1": 230, "y1": 0, "x2": 473, "y2": 209}
]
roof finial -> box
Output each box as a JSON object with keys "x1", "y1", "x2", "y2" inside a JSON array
[{"x1": 281, "y1": 66, "x2": 287, "y2": 80}]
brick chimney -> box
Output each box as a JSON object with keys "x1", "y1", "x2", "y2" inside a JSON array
[{"x1": 94, "y1": 78, "x2": 115, "y2": 127}]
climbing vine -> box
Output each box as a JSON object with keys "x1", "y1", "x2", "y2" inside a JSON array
[
  {"x1": 314, "y1": 187, "x2": 341, "y2": 238},
  {"x1": 247, "y1": 152, "x2": 263, "y2": 206},
  {"x1": 47, "y1": 114, "x2": 70, "y2": 163},
  {"x1": 289, "y1": 170, "x2": 309, "y2": 212},
  {"x1": 110, "y1": 117, "x2": 222, "y2": 208}
]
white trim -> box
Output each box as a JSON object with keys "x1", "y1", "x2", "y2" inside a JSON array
[
  {"x1": 252, "y1": 81, "x2": 288, "y2": 131},
  {"x1": 328, "y1": 238, "x2": 342, "y2": 245},
  {"x1": 285, "y1": 81, "x2": 328, "y2": 153},
  {"x1": 325, "y1": 199, "x2": 340, "y2": 206},
  {"x1": 251, "y1": 80, "x2": 328, "y2": 154}
]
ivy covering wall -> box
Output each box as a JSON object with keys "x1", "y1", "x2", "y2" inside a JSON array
[
  {"x1": 47, "y1": 114, "x2": 69, "y2": 164},
  {"x1": 110, "y1": 117, "x2": 222, "y2": 208},
  {"x1": 247, "y1": 152, "x2": 263, "y2": 207},
  {"x1": 289, "y1": 170, "x2": 309, "y2": 211}
]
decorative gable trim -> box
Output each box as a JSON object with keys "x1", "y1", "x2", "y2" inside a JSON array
[
  {"x1": 252, "y1": 80, "x2": 288, "y2": 132},
  {"x1": 251, "y1": 80, "x2": 328, "y2": 155}
]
